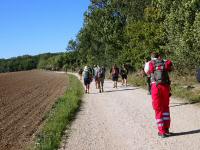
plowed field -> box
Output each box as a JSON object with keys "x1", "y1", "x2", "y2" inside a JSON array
[{"x1": 0, "y1": 70, "x2": 68, "y2": 150}]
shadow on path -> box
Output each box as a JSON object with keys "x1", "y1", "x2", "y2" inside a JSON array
[
  {"x1": 169, "y1": 129, "x2": 200, "y2": 137},
  {"x1": 104, "y1": 88, "x2": 140, "y2": 93},
  {"x1": 170, "y1": 101, "x2": 200, "y2": 107},
  {"x1": 88, "y1": 87, "x2": 140, "y2": 94}
]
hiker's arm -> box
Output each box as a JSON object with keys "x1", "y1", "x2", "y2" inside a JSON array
[
  {"x1": 149, "y1": 61, "x2": 154, "y2": 73},
  {"x1": 165, "y1": 60, "x2": 173, "y2": 72},
  {"x1": 144, "y1": 62, "x2": 150, "y2": 75}
]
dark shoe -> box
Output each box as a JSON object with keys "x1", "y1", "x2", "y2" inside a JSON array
[
  {"x1": 166, "y1": 129, "x2": 169, "y2": 133},
  {"x1": 158, "y1": 132, "x2": 167, "y2": 138},
  {"x1": 165, "y1": 129, "x2": 173, "y2": 136}
]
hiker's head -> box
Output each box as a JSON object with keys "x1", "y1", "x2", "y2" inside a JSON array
[
  {"x1": 151, "y1": 52, "x2": 159, "y2": 60},
  {"x1": 84, "y1": 66, "x2": 88, "y2": 70},
  {"x1": 158, "y1": 53, "x2": 163, "y2": 59}
]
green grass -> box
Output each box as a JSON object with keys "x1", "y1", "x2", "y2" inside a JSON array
[
  {"x1": 128, "y1": 73, "x2": 146, "y2": 87},
  {"x1": 171, "y1": 85, "x2": 200, "y2": 102},
  {"x1": 169, "y1": 73, "x2": 200, "y2": 103},
  {"x1": 128, "y1": 72, "x2": 200, "y2": 103},
  {"x1": 33, "y1": 74, "x2": 84, "y2": 150}
]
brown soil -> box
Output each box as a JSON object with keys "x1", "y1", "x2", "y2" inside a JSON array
[{"x1": 0, "y1": 70, "x2": 68, "y2": 150}]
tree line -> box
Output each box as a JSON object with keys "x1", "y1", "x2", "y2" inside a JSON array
[
  {"x1": 0, "y1": 53, "x2": 62, "y2": 73},
  {"x1": 69, "y1": 0, "x2": 200, "y2": 73},
  {"x1": 1, "y1": 0, "x2": 200, "y2": 74},
  {"x1": 0, "y1": 51, "x2": 80, "y2": 73}
]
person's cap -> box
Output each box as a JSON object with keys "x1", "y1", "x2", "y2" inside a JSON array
[{"x1": 84, "y1": 66, "x2": 88, "y2": 70}]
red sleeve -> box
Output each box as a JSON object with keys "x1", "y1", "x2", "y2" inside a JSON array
[
  {"x1": 165, "y1": 60, "x2": 173, "y2": 72},
  {"x1": 149, "y1": 61, "x2": 154, "y2": 73}
]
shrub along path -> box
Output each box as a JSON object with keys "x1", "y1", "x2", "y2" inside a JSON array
[{"x1": 59, "y1": 78, "x2": 200, "y2": 150}]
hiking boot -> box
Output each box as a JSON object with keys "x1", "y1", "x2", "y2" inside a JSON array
[
  {"x1": 158, "y1": 132, "x2": 167, "y2": 138},
  {"x1": 165, "y1": 129, "x2": 173, "y2": 136}
]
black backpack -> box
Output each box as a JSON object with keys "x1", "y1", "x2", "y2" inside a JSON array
[
  {"x1": 151, "y1": 59, "x2": 170, "y2": 85},
  {"x1": 98, "y1": 68, "x2": 105, "y2": 78}
]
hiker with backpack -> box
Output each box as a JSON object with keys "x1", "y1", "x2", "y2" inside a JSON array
[
  {"x1": 93, "y1": 65, "x2": 99, "y2": 89},
  {"x1": 83, "y1": 66, "x2": 92, "y2": 94},
  {"x1": 148, "y1": 52, "x2": 173, "y2": 138},
  {"x1": 144, "y1": 58, "x2": 151, "y2": 95},
  {"x1": 78, "y1": 68, "x2": 83, "y2": 80},
  {"x1": 88, "y1": 65, "x2": 94, "y2": 82},
  {"x1": 110, "y1": 64, "x2": 120, "y2": 88},
  {"x1": 120, "y1": 64, "x2": 128, "y2": 87},
  {"x1": 96, "y1": 66, "x2": 106, "y2": 93}
]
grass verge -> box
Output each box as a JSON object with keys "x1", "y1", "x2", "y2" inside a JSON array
[
  {"x1": 33, "y1": 74, "x2": 84, "y2": 150},
  {"x1": 128, "y1": 72, "x2": 200, "y2": 103},
  {"x1": 170, "y1": 73, "x2": 200, "y2": 103}
]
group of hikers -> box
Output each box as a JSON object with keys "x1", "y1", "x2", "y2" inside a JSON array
[
  {"x1": 78, "y1": 51, "x2": 173, "y2": 138},
  {"x1": 78, "y1": 64, "x2": 129, "y2": 94}
]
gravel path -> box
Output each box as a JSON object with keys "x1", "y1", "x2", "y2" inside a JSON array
[{"x1": 59, "y1": 77, "x2": 200, "y2": 150}]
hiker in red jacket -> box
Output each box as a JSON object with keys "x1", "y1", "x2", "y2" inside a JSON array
[{"x1": 149, "y1": 52, "x2": 173, "y2": 138}]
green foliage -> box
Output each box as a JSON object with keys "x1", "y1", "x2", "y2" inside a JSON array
[
  {"x1": 34, "y1": 74, "x2": 84, "y2": 150},
  {"x1": 73, "y1": 0, "x2": 200, "y2": 74},
  {"x1": 0, "y1": 55, "x2": 38, "y2": 73},
  {"x1": 161, "y1": 0, "x2": 200, "y2": 72},
  {"x1": 0, "y1": 53, "x2": 68, "y2": 73},
  {"x1": 66, "y1": 39, "x2": 77, "y2": 51},
  {"x1": 37, "y1": 54, "x2": 65, "y2": 71},
  {"x1": 73, "y1": 0, "x2": 152, "y2": 68},
  {"x1": 123, "y1": 22, "x2": 164, "y2": 69}
]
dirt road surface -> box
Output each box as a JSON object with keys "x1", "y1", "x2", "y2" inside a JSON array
[
  {"x1": 0, "y1": 70, "x2": 68, "y2": 150},
  {"x1": 60, "y1": 78, "x2": 200, "y2": 150}
]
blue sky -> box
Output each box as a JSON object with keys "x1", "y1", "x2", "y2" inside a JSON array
[{"x1": 0, "y1": 0, "x2": 90, "y2": 59}]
